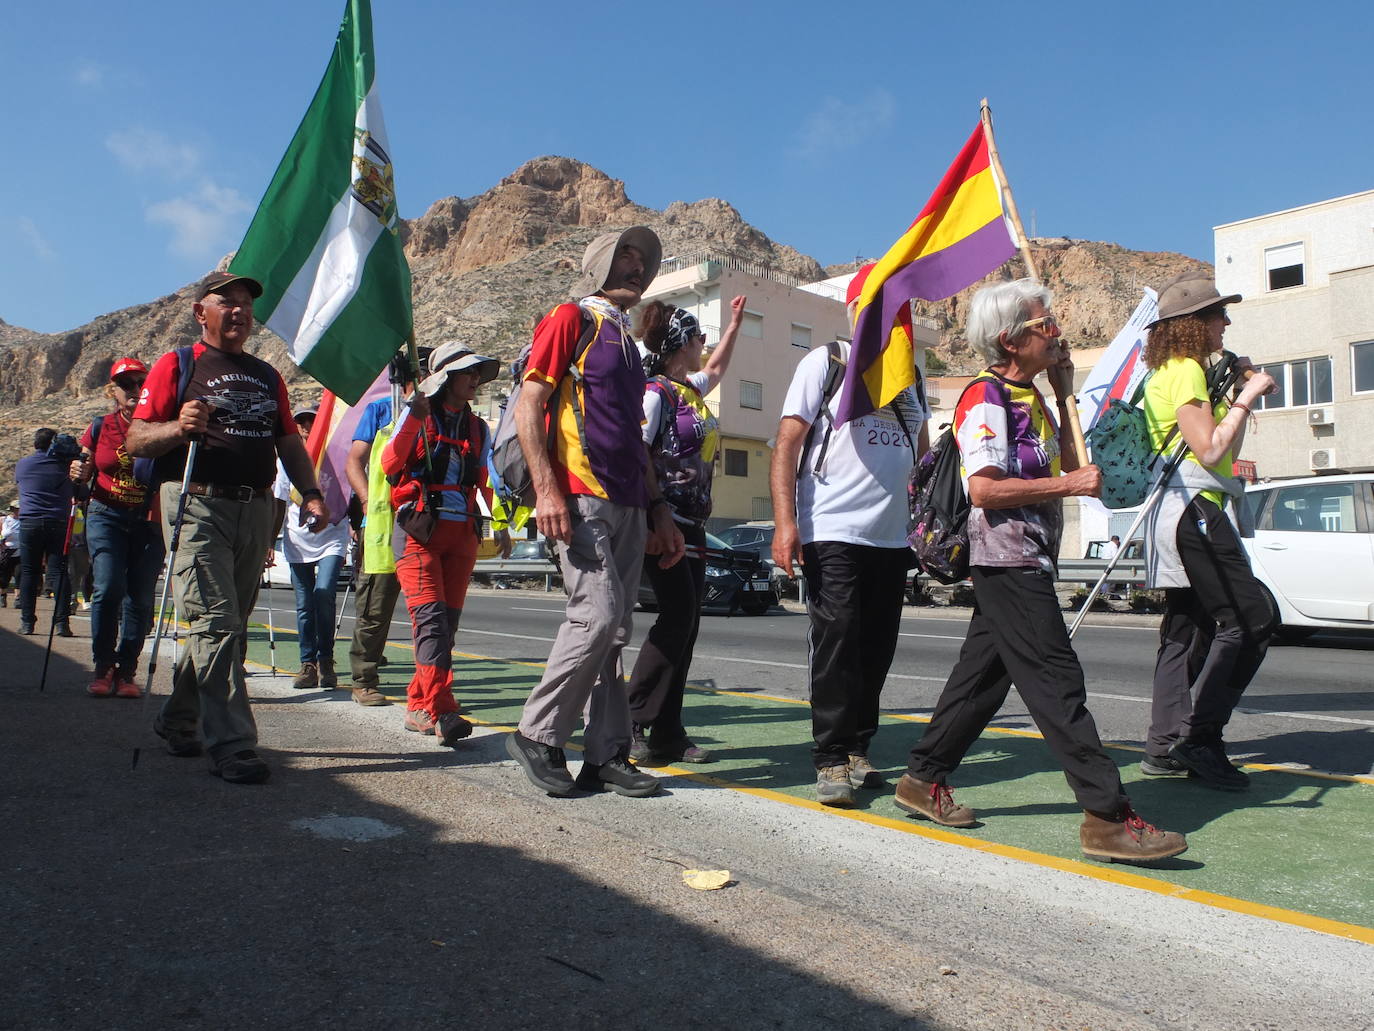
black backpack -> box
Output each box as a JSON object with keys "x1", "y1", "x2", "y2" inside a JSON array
[{"x1": 906, "y1": 375, "x2": 1006, "y2": 584}]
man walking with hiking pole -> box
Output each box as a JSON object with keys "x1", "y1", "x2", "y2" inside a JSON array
[{"x1": 127, "y1": 271, "x2": 330, "y2": 785}]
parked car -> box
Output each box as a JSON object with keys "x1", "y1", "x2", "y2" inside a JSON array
[
  {"x1": 1083, "y1": 538, "x2": 1144, "y2": 561},
  {"x1": 638, "y1": 532, "x2": 778, "y2": 616},
  {"x1": 714, "y1": 521, "x2": 793, "y2": 594},
  {"x1": 481, "y1": 537, "x2": 561, "y2": 589},
  {"x1": 1242, "y1": 474, "x2": 1374, "y2": 638}
]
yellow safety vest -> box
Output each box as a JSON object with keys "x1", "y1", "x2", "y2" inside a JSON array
[{"x1": 363, "y1": 419, "x2": 398, "y2": 575}]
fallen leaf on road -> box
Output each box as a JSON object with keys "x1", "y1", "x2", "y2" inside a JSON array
[
  {"x1": 681, "y1": 869, "x2": 730, "y2": 890},
  {"x1": 431, "y1": 940, "x2": 446, "y2": 947}
]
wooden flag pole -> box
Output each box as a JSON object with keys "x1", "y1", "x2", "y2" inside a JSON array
[{"x1": 980, "y1": 99, "x2": 1089, "y2": 466}]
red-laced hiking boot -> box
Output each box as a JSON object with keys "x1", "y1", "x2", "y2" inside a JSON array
[
  {"x1": 87, "y1": 667, "x2": 117, "y2": 698},
  {"x1": 1080, "y1": 803, "x2": 1187, "y2": 864},
  {"x1": 893, "y1": 774, "x2": 976, "y2": 827},
  {"x1": 113, "y1": 668, "x2": 141, "y2": 699}
]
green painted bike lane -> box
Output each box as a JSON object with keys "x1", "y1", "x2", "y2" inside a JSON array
[{"x1": 245, "y1": 628, "x2": 1374, "y2": 941}]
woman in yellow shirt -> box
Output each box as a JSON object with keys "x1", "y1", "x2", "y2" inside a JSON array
[{"x1": 1139, "y1": 271, "x2": 1277, "y2": 790}]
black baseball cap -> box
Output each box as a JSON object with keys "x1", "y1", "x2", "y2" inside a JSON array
[{"x1": 198, "y1": 271, "x2": 264, "y2": 300}]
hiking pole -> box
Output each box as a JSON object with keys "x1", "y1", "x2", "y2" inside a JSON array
[
  {"x1": 38, "y1": 496, "x2": 79, "y2": 691},
  {"x1": 266, "y1": 578, "x2": 277, "y2": 676},
  {"x1": 1068, "y1": 439, "x2": 1191, "y2": 639},
  {"x1": 133, "y1": 439, "x2": 199, "y2": 769}
]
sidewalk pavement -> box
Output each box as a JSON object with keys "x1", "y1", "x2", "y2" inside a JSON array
[{"x1": 4, "y1": 596, "x2": 1371, "y2": 1030}]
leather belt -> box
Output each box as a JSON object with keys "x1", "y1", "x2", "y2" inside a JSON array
[{"x1": 185, "y1": 482, "x2": 270, "y2": 503}]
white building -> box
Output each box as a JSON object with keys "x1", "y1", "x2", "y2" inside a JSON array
[
  {"x1": 641, "y1": 256, "x2": 937, "y2": 531},
  {"x1": 1214, "y1": 189, "x2": 1374, "y2": 478}
]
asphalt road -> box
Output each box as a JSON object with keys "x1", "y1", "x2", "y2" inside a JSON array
[{"x1": 258, "y1": 584, "x2": 1374, "y2": 777}]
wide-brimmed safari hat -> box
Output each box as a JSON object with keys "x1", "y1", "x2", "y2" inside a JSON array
[
  {"x1": 1147, "y1": 269, "x2": 1241, "y2": 327},
  {"x1": 572, "y1": 227, "x2": 662, "y2": 299},
  {"x1": 418, "y1": 341, "x2": 501, "y2": 398}
]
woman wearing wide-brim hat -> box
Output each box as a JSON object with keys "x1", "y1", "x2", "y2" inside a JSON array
[
  {"x1": 380, "y1": 341, "x2": 510, "y2": 747},
  {"x1": 1138, "y1": 270, "x2": 1278, "y2": 790}
]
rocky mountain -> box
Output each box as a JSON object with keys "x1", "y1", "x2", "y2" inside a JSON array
[{"x1": 0, "y1": 156, "x2": 1203, "y2": 496}]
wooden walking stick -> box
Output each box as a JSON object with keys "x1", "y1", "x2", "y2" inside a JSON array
[{"x1": 980, "y1": 98, "x2": 1090, "y2": 466}]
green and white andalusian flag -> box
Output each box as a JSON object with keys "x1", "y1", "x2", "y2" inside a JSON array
[{"x1": 230, "y1": 0, "x2": 411, "y2": 405}]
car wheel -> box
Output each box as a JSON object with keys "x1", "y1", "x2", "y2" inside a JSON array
[
  {"x1": 1256, "y1": 582, "x2": 1312, "y2": 645},
  {"x1": 741, "y1": 594, "x2": 775, "y2": 616}
]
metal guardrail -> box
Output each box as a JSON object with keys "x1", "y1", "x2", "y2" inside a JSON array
[{"x1": 473, "y1": 558, "x2": 560, "y2": 592}]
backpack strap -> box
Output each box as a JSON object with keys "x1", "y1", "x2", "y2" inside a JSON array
[
  {"x1": 88, "y1": 415, "x2": 105, "y2": 454},
  {"x1": 645, "y1": 374, "x2": 678, "y2": 448},
  {"x1": 557, "y1": 308, "x2": 607, "y2": 463},
  {"x1": 798, "y1": 341, "x2": 846, "y2": 478}
]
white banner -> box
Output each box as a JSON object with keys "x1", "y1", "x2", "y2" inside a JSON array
[{"x1": 1076, "y1": 288, "x2": 1158, "y2": 436}]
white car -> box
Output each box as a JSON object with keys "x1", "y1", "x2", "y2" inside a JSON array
[{"x1": 1243, "y1": 474, "x2": 1374, "y2": 638}]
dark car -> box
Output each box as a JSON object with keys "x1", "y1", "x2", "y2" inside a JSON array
[
  {"x1": 714, "y1": 522, "x2": 794, "y2": 594},
  {"x1": 638, "y1": 532, "x2": 778, "y2": 616},
  {"x1": 483, "y1": 538, "x2": 561, "y2": 589}
]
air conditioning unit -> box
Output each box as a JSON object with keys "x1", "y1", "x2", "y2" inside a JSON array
[
  {"x1": 1310, "y1": 448, "x2": 1336, "y2": 471},
  {"x1": 1308, "y1": 407, "x2": 1334, "y2": 427}
]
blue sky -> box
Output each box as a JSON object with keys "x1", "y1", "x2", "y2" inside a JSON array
[{"x1": 3, "y1": 0, "x2": 1370, "y2": 334}]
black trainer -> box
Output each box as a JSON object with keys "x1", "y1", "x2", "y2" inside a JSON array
[
  {"x1": 435, "y1": 712, "x2": 473, "y2": 747},
  {"x1": 505, "y1": 731, "x2": 575, "y2": 796},
  {"x1": 1139, "y1": 753, "x2": 1190, "y2": 777},
  {"x1": 153, "y1": 717, "x2": 203, "y2": 758},
  {"x1": 575, "y1": 754, "x2": 660, "y2": 798},
  {"x1": 1169, "y1": 738, "x2": 1250, "y2": 791}
]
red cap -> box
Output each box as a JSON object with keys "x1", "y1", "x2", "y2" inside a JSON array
[
  {"x1": 846, "y1": 263, "x2": 876, "y2": 306},
  {"x1": 110, "y1": 357, "x2": 148, "y2": 380}
]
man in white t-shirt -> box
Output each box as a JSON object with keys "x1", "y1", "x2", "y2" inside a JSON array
[{"x1": 770, "y1": 266, "x2": 931, "y2": 807}]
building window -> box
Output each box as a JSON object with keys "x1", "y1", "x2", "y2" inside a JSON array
[
  {"x1": 1264, "y1": 242, "x2": 1304, "y2": 291},
  {"x1": 790, "y1": 323, "x2": 812, "y2": 350},
  {"x1": 739, "y1": 380, "x2": 763, "y2": 410},
  {"x1": 1353, "y1": 341, "x2": 1374, "y2": 394},
  {"x1": 724, "y1": 449, "x2": 748, "y2": 476},
  {"x1": 1255, "y1": 357, "x2": 1332, "y2": 409},
  {"x1": 741, "y1": 312, "x2": 764, "y2": 339},
  {"x1": 751, "y1": 496, "x2": 773, "y2": 520}
]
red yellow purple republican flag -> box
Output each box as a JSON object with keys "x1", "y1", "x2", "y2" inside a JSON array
[{"x1": 836, "y1": 123, "x2": 1017, "y2": 424}]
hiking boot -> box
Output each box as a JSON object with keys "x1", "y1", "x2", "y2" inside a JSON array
[
  {"x1": 403, "y1": 709, "x2": 436, "y2": 735},
  {"x1": 87, "y1": 666, "x2": 117, "y2": 698},
  {"x1": 505, "y1": 731, "x2": 575, "y2": 797},
  {"x1": 893, "y1": 774, "x2": 976, "y2": 827},
  {"x1": 651, "y1": 738, "x2": 713, "y2": 764},
  {"x1": 292, "y1": 662, "x2": 319, "y2": 690},
  {"x1": 815, "y1": 764, "x2": 856, "y2": 808},
  {"x1": 1140, "y1": 753, "x2": 1190, "y2": 778},
  {"x1": 56, "y1": 623, "x2": 75, "y2": 638},
  {"x1": 153, "y1": 718, "x2": 203, "y2": 758},
  {"x1": 1081, "y1": 804, "x2": 1187, "y2": 864},
  {"x1": 351, "y1": 685, "x2": 391, "y2": 707},
  {"x1": 1169, "y1": 738, "x2": 1250, "y2": 791},
  {"x1": 435, "y1": 712, "x2": 473, "y2": 747},
  {"x1": 847, "y1": 754, "x2": 885, "y2": 790},
  {"x1": 209, "y1": 749, "x2": 271, "y2": 785},
  {"x1": 575, "y1": 754, "x2": 660, "y2": 797},
  {"x1": 318, "y1": 660, "x2": 338, "y2": 690},
  {"x1": 628, "y1": 725, "x2": 652, "y2": 763}
]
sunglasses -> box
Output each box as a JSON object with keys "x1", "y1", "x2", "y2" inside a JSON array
[
  {"x1": 1022, "y1": 314, "x2": 1060, "y2": 334},
  {"x1": 113, "y1": 377, "x2": 146, "y2": 393}
]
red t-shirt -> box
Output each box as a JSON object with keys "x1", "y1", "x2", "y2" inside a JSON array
[
  {"x1": 134, "y1": 342, "x2": 297, "y2": 489},
  {"x1": 79, "y1": 411, "x2": 146, "y2": 510}
]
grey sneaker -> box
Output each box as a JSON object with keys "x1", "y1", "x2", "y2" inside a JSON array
[
  {"x1": 815, "y1": 764, "x2": 856, "y2": 808},
  {"x1": 847, "y1": 754, "x2": 884, "y2": 790}
]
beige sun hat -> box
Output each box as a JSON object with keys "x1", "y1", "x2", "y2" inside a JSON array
[
  {"x1": 417, "y1": 341, "x2": 501, "y2": 398},
  {"x1": 1147, "y1": 269, "x2": 1242, "y2": 327},
  {"x1": 571, "y1": 227, "x2": 662, "y2": 299}
]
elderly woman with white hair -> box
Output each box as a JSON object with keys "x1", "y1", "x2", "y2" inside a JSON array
[{"x1": 893, "y1": 278, "x2": 1187, "y2": 865}]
